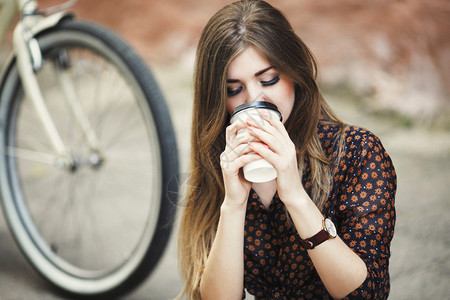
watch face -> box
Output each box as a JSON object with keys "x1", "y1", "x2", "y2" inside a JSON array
[{"x1": 324, "y1": 218, "x2": 337, "y2": 238}]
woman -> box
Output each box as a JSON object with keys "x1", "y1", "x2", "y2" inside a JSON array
[{"x1": 178, "y1": 1, "x2": 396, "y2": 299}]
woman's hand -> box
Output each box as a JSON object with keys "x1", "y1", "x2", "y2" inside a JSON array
[
  {"x1": 246, "y1": 111, "x2": 307, "y2": 205},
  {"x1": 220, "y1": 121, "x2": 262, "y2": 208}
]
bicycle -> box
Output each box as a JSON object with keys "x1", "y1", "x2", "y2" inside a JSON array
[{"x1": 0, "y1": 0, "x2": 179, "y2": 298}]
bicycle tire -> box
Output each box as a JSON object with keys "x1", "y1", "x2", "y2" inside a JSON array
[{"x1": 0, "y1": 19, "x2": 179, "y2": 298}]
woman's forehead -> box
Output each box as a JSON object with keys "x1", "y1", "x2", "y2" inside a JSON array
[{"x1": 227, "y1": 46, "x2": 272, "y2": 79}]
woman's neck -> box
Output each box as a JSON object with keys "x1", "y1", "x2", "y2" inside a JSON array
[{"x1": 252, "y1": 179, "x2": 277, "y2": 209}]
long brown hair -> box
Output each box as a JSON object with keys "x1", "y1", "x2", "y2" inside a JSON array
[{"x1": 178, "y1": 1, "x2": 346, "y2": 298}]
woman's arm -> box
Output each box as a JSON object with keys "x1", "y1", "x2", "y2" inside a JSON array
[
  {"x1": 284, "y1": 192, "x2": 368, "y2": 299},
  {"x1": 200, "y1": 121, "x2": 262, "y2": 299},
  {"x1": 248, "y1": 115, "x2": 396, "y2": 299},
  {"x1": 246, "y1": 116, "x2": 370, "y2": 299},
  {"x1": 283, "y1": 130, "x2": 396, "y2": 299},
  {"x1": 200, "y1": 202, "x2": 247, "y2": 300}
]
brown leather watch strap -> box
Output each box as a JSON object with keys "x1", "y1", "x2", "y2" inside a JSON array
[{"x1": 299, "y1": 229, "x2": 330, "y2": 250}]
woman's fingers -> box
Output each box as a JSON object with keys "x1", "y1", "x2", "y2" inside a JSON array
[
  {"x1": 222, "y1": 123, "x2": 263, "y2": 173},
  {"x1": 226, "y1": 125, "x2": 260, "y2": 154},
  {"x1": 246, "y1": 123, "x2": 282, "y2": 154},
  {"x1": 257, "y1": 110, "x2": 292, "y2": 141},
  {"x1": 246, "y1": 113, "x2": 294, "y2": 152},
  {"x1": 246, "y1": 114, "x2": 297, "y2": 173},
  {"x1": 221, "y1": 144, "x2": 250, "y2": 167}
]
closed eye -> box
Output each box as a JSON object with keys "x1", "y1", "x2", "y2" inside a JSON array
[
  {"x1": 261, "y1": 75, "x2": 280, "y2": 87},
  {"x1": 227, "y1": 86, "x2": 242, "y2": 97}
]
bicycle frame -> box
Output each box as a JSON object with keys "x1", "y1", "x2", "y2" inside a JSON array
[
  {"x1": 0, "y1": 0, "x2": 102, "y2": 169},
  {"x1": 0, "y1": 0, "x2": 16, "y2": 42}
]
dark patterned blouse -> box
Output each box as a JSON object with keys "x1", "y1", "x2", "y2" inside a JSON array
[{"x1": 243, "y1": 123, "x2": 397, "y2": 299}]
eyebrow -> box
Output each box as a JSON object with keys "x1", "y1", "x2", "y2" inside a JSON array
[
  {"x1": 227, "y1": 66, "x2": 274, "y2": 83},
  {"x1": 255, "y1": 66, "x2": 273, "y2": 77}
]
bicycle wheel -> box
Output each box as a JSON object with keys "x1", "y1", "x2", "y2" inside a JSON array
[{"x1": 0, "y1": 19, "x2": 179, "y2": 297}]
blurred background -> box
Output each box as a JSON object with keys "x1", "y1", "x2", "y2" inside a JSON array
[{"x1": 0, "y1": 0, "x2": 448, "y2": 299}]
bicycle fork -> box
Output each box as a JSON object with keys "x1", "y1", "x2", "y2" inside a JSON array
[{"x1": 12, "y1": 12, "x2": 103, "y2": 171}]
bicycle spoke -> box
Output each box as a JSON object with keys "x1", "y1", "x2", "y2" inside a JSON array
[{"x1": 5, "y1": 146, "x2": 55, "y2": 165}]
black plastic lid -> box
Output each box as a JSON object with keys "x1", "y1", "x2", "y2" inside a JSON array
[{"x1": 231, "y1": 101, "x2": 282, "y2": 121}]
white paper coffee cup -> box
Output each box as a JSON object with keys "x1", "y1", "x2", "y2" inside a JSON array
[{"x1": 230, "y1": 101, "x2": 282, "y2": 183}]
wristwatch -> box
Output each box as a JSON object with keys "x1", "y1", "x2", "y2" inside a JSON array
[{"x1": 300, "y1": 218, "x2": 337, "y2": 250}]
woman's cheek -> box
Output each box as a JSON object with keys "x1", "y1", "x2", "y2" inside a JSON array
[
  {"x1": 273, "y1": 82, "x2": 295, "y2": 122},
  {"x1": 226, "y1": 97, "x2": 242, "y2": 115}
]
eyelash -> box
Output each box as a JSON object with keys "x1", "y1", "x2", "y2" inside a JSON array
[
  {"x1": 227, "y1": 86, "x2": 242, "y2": 97},
  {"x1": 261, "y1": 75, "x2": 280, "y2": 86},
  {"x1": 227, "y1": 75, "x2": 280, "y2": 97}
]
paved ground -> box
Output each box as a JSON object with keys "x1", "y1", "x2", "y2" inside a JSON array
[{"x1": 0, "y1": 49, "x2": 449, "y2": 300}]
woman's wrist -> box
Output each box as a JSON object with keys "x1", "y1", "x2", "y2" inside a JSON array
[
  {"x1": 221, "y1": 197, "x2": 248, "y2": 214},
  {"x1": 281, "y1": 185, "x2": 310, "y2": 209},
  {"x1": 282, "y1": 189, "x2": 325, "y2": 239}
]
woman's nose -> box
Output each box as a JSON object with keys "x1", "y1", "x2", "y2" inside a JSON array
[{"x1": 246, "y1": 85, "x2": 265, "y2": 103}]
